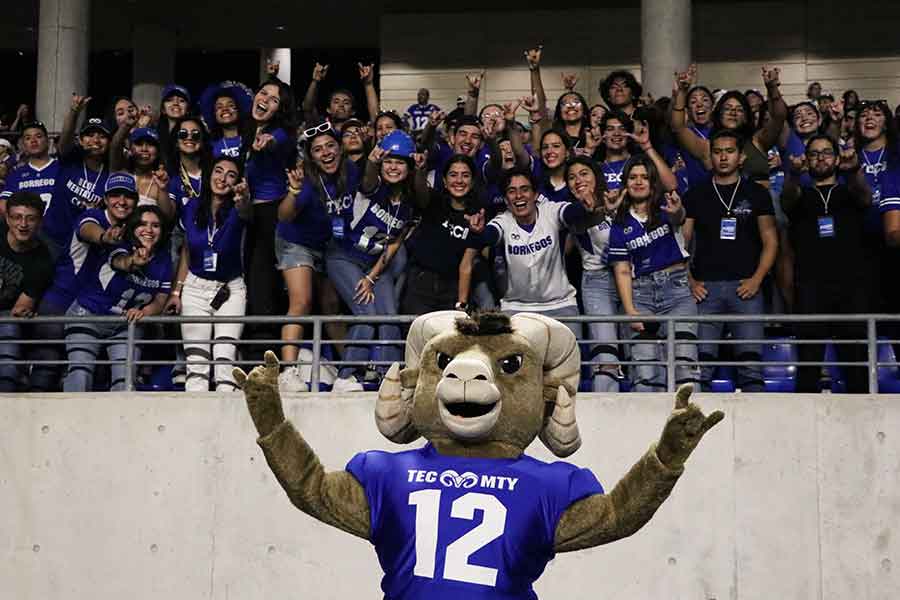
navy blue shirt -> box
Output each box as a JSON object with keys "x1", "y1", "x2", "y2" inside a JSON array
[
  {"x1": 0, "y1": 159, "x2": 59, "y2": 207},
  {"x1": 180, "y1": 198, "x2": 246, "y2": 281},
  {"x1": 337, "y1": 183, "x2": 416, "y2": 266},
  {"x1": 77, "y1": 244, "x2": 172, "y2": 315},
  {"x1": 608, "y1": 209, "x2": 689, "y2": 277},
  {"x1": 246, "y1": 127, "x2": 293, "y2": 202},
  {"x1": 44, "y1": 152, "x2": 109, "y2": 248},
  {"x1": 211, "y1": 135, "x2": 243, "y2": 160}
]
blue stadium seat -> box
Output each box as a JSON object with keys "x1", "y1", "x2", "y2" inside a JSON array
[
  {"x1": 877, "y1": 340, "x2": 900, "y2": 393},
  {"x1": 762, "y1": 337, "x2": 797, "y2": 392},
  {"x1": 710, "y1": 366, "x2": 736, "y2": 393},
  {"x1": 823, "y1": 343, "x2": 846, "y2": 393}
]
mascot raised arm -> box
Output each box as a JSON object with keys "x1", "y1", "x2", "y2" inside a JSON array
[{"x1": 234, "y1": 311, "x2": 723, "y2": 599}]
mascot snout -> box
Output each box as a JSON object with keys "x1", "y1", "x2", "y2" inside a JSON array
[{"x1": 435, "y1": 351, "x2": 502, "y2": 439}]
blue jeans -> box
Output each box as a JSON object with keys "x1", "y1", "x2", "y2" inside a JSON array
[
  {"x1": 630, "y1": 268, "x2": 699, "y2": 392},
  {"x1": 63, "y1": 301, "x2": 141, "y2": 392},
  {"x1": 0, "y1": 316, "x2": 24, "y2": 392},
  {"x1": 325, "y1": 245, "x2": 403, "y2": 380},
  {"x1": 582, "y1": 269, "x2": 621, "y2": 392},
  {"x1": 697, "y1": 280, "x2": 765, "y2": 392}
]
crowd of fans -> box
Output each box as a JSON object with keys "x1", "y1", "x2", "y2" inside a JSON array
[{"x1": 1, "y1": 47, "x2": 899, "y2": 395}]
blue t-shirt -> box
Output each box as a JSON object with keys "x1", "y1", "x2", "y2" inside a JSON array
[
  {"x1": 0, "y1": 159, "x2": 59, "y2": 209},
  {"x1": 245, "y1": 127, "x2": 293, "y2": 202},
  {"x1": 601, "y1": 159, "x2": 628, "y2": 192},
  {"x1": 275, "y1": 161, "x2": 361, "y2": 251},
  {"x1": 180, "y1": 198, "x2": 246, "y2": 281},
  {"x1": 338, "y1": 183, "x2": 416, "y2": 266},
  {"x1": 680, "y1": 124, "x2": 713, "y2": 190},
  {"x1": 860, "y1": 147, "x2": 899, "y2": 236},
  {"x1": 531, "y1": 161, "x2": 572, "y2": 203},
  {"x1": 408, "y1": 103, "x2": 441, "y2": 131},
  {"x1": 41, "y1": 208, "x2": 112, "y2": 311},
  {"x1": 76, "y1": 244, "x2": 172, "y2": 315},
  {"x1": 879, "y1": 168, "x2": 900, "y2": 216},
  {"x1": 211, "y1": 135, "x2": 243, "y2": 160},
  {"x1": 608, "y1": 209, "x2": 689, "y2": 277},
  {"x1": 346, "y1": 443, "x2": 603, "y2": 600},
  {"x1": 43, "y1": 153, "x2": 109, "y2": 249}
]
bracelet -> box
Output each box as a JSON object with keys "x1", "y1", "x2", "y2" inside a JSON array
[
  {"x1": 365, "y1": 274, "x2": 376, "y2": 285},
  {"x1": 171, "y1": 290, "x2": 181, "y2": 297},
  {"x1": 175, "y1": 280, "x2": 185, "y2": 288},
  {"x1": 287, "y1": 185, "x2": 301, "y2": 195}
]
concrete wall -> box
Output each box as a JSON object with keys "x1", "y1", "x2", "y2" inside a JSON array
[
  {"x1": 379, "y1": 1, "x2": 900, "y2": 115},
  {"x1": 2, "y1": 392, "x2": 898, "y2": 599}
]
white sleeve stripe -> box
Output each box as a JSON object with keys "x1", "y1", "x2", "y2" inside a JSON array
[{"x1": 488, "y1": 221, "x2": 504, "y2": 237}]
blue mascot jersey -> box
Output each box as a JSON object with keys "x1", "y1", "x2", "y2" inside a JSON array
[{"x1": 346, "y1": 443, "x2": 604, "y2": 599}]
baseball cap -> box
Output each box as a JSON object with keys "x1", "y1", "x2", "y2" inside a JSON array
[
  {"x1": 129, "y1": 127, "x2": 160, "y2": 144},
  {"x1": 456, "y1": 95, "x2": 465, "y2": 104},
  {"x1": 105, "y1": 172, "x2": 138, "y2": 197},
  {"x1": 79, "y1": 117, "x2": 111, "y2": 137},
  {"x1": 162, "y1": 84, "x2": 191, "y2": 104},
  {"x1": 341, "y1": 118, "x2": 366, "y2": 133},
  {"x1": 22, "y1": 120, "x2": 48, "y2": 135}
]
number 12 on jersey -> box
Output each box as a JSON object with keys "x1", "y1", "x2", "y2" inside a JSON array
[{"x1": 408, "y1": 489, "x2": 508, "y2": 587}]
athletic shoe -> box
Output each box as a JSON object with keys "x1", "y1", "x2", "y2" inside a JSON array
[
  {"x1": 278, "y1": 366, "x2": 308, "y2": 392},
  {"x1": 331, "y1": 376, "x2": 364, "y2": 393}
]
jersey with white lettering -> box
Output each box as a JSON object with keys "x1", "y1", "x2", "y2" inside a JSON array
[
  {"x1": 0, "y1": 159, "x2": 59, "y2": 212},
  {"x1": 338, "y1": 184, "x2": 415, "y2": 266},
  {"x1": 167, "y1": 170, "x2": 203, "y2": 214},
  {"x1": 43, "y1": 153, "x2": 109, "y2": 249},
  {"x1": 40, "y1": 208, "x2": 112, "y2": 311},
  {"x1": 574, "y1": 216, "x2": 613, "y2": 271},
  {"x1": 860, "y1": 148, "x2": 899, "y2": 235},
  {"x1": 607, "y1": 209, "x2": 689, "y2": 277},
  {"x1": 346, "y1": 443, "x2": 603, "y2": 600},
  {"x1": 76, "y1": 244, "x2": 172, "y2": 315},
  {"x1": 880, "y1": 168, "x2": 900, "y2": 215},
  {"x1": 408, "y1": 103, "x2": 441, "y2": 131},
  {"x1": 601, "y1": 159, "x2": 627, "y2": 192},
  {"x1": 211, "y1": 135, "x2": 244, "y2": 160},
  {"x1": 485, "y1": 201, "x2": 578, "y2": 311}
]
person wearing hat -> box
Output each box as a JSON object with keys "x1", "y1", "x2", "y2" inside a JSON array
[
  {"x1": 0, "y1": 120, "x2": 58, "y2": 218},
  {"x1": 63, "y1": 201, "x2": 172, "y2": 393},
  {"x1": 325, "y1": 130, "x2": 422, "y2": 391},
  {"x1": 199, "y1": 81, "x2": 253, "y2": 161},
  {"x1": 340, "y1": 117, "x2": 369, "y2": 169},
  {"x1": 37, "y1": 171, "x2": 140, "y2": 391},
  {"x1": 275, "y1": 123, "x2": 360, "y2": 391},
  {"x1": 157, "y1": 84, "x2": 192, "y2": 163},
  {"x1": 109, "y1": 126, "x2": 174, "y2": 219}
]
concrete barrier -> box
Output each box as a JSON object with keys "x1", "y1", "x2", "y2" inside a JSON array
[{"x1": 1, "y1": 392, "x2": 898, "y2": 599}]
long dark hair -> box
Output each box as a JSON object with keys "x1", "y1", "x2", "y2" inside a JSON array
[
  {"x1": 243, "y1": 78, "x2": 298, "y2": 156},
  {"x1": 712, "y1": 91, "x2": 756, "y2": 142},
  {"x1": 440, "y1": 153, "x2": 481, "y2": 202},
  {"x1": 194, "y1": 156, "x2": 244, "y2": 230},
  {"x1": 552, "y1": 91, "x2": 591, "y2": 146},
  {"x1": 854, "y1": 101, "x2": 900, "y2": 165},
  {"x1": 303, "y1": 130, "x2": 352, "y2": 207},
  {"x1": 614, "y1": 154, "x2": 665, "y2": 231},
  {"x1": 165, "y1": 116, "x2": 212, "y2": 177},
  {"x1": 125, "y1": 205, "x2": 170, "y2": 254},
  {"x1": 208, "y1": 89, "x2": 249, "y2": 143},
  {"x1": 564, "y1": 156, "x2": 607, "y2": 208}
]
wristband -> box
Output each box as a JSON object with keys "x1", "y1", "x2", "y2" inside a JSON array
[
  {"x1": 287, "y1": 185, "x2": 301, "y2": 195},
  {"x1": 175, "y1": 280, "x2": 185, "y2": 288},
  {"x1": 365, "y1": 274, "x2": 376, "y2": 285},
  {"x1": 171, "y1": 290, "x2": 181, "y2": 297}
]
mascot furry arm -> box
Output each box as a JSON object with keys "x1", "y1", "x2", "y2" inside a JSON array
[{"x1": 235, "y1": 311, "x2": 723, "y2": 595}]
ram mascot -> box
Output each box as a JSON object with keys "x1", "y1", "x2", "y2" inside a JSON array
[{"x1": 235, "y1": 311, "x2": 723, "y2": 599}]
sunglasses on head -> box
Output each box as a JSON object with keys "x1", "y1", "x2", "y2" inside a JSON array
[
  {"x1": 303, "y1": 122, "x2": 333, "y2": 139},
  {"x1": 177, "y1": 129, "x2": 202, "y2": 141}
]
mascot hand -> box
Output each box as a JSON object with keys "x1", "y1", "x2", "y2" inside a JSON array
[
  {"x1": 656, "y1": 384, "x2": 724, "y2": 470},
  {"x1": 233, "y1": 350, "x2": 286, "y2": 438}
]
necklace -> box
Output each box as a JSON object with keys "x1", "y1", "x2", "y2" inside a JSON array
[{"x1": 712, "y1": 178, "x2": 741, "y2": 214}]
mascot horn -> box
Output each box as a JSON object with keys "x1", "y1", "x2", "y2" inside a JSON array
[{"x1": 235, "y1": 311, "x2": 723, "y2": 599}]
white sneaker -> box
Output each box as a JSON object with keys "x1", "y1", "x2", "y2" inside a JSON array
[
  {"x1": 331, "y1": 376, "x2": 364, "y2": 393},
  {"x1": 319, "y1": 363, "x2": 338, "y2": 386},
  {"x1": 278, "y1": 366, "x2": 308, "y2": 392}
]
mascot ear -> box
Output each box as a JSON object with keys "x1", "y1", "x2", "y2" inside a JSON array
[
  {"x1": 510, "y1": 313, "x2": 582, "y2": 457},
  {"x1": 375, "y1": 311, "x2": 467, "y2": 443}
]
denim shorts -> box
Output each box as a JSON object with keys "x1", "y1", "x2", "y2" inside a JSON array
[{"x1": 275, "y1": 235, "x2": 324, "y2": 273}]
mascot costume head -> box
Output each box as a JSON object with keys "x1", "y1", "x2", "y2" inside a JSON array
[{"x1": 236, "y1": 311, "x2": 723, "y2": 599}]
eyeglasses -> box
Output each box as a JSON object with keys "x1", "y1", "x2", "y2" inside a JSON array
[
  {"x1": 303, "y1": 122, "x2": 333, "y2": 139},
  {"x1": 562, "y1": 101, "x2": 582, "y2": 109},
  {"x1": 342, "y1": 127, "x2": 362, "y2": 138},
  {"x1": 177, "y1": 129, "x2": 202, "y2": 141},
  {"x1": 481, "y1": 111, "x2": 502, "y2": 120},
  {"x1": 807, "y1": 149, "x2": 835, "y2": 160}
]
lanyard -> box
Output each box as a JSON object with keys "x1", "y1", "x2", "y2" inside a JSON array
[
  {"x1": 319, "y1": 175, "x2": 336, "y2": 207},
  {"x1": 712, "y1": 178, "x2": 741, "y2": 214},
  {"x1": 690, "y1": 125, "x2": 709, "y2": 140},
  {"x1": 603, "y1": 160, "x2": 626, "y2": 183},
  {"x1": 863, "y1": 147, "x2": 886, "y2": 178},
  {"x1": 815, "y1": 184, "x2": 837, "y2": 215},
  {"x1": 207, "y1": 219, "x2": 219, "y2": 247},
  {"x1": 82, "y1": 161, "x2": 104, "y2": 197}
]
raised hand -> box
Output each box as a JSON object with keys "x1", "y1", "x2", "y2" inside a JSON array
[
  {"x1": 412, "y1": 151, "x2": 427, "y2": 171},
  {"x1": 520, "y1": 94, "x2": 542, "y2": 115},
  {"x1": 481, "y1": 118, "x2": 498, "y2": 140},
  {"x1": 136, "y1": 105, "x2": 154, "y2": 128},
  {"x1": 232, "y1": 178, "x2": 250, "y2": 207},
  {"x1": 523, "y1": 45, "x2": 543, "y2": 70},
  {"x1": 286, "y1": 161, "x2": 304, "y2": 191},
  {"x1": 464, "y1": 208, "x2": 486, "y2": 233},
  {"x1": 626, "y1": 119, "x2": 652, "y2": 151},
  {"x1": 266, "y1": 59, "x2": 280, "y2": 77},
  {"x1": 561, "y1": 72, "x2": 578, "y2": 91},
  {"x1": 584, "y1": 126, "x2": 603, "y2": 152},
  {"x1": 603, "y1": 188, "x2": 624, "y2": 213},
  {"x1": 828, "y1": 98, "x2": 845, "y2": 122},
  {"x1": 761, "y1": 65, "x2": 781, "y2": 88},
  {"x1": 466, "y1": 70, "x2": 486, "y2": 93},
  {"x1": 839, "y1": 142, "x2": 860, "y2": 172},
  {"x1": 253, "y1": 132, "x2": 275, "y2": 151},
  {"x1": 662, "y1": 190, "x2": 683, "y2": 214},
  {"x1": 233, "y1": 350, "x2": 286, "y2": 437},
  {"x1": 312, "y1": 62, "x2": 329, "y2": 82},
  {"x1": 71, "y1": 93, "x2": 92, "y2": 113},
  {"x1": 502, "y1": 100, "x2": 521, "y2": 122},
  {"x1": 428, "y1": 110, "x2": 446, "y2": 127},
  {"x1": 358, "y1": 63, "x2": 374, "y2": 84},
  {"x1": 151, "y1": 165, "x2": 169, "y2": 190},
  {"x1": 101, "y1": 224, "x2": 125, "y2": 245},
  {"x1": 368, "y1": 145, "x2": 390, "y2": 164},
  {"x1": 16, "y1": 104, "x2": 30, "y2": 119},
  {"x1": 656, "y1": 384, "x2": 725, "y2": 470},
  {"x1": 132, "y1": 245, "x2": 152, "y2": 265}
]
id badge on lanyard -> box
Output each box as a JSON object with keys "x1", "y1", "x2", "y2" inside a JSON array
[
  {"x1": 203, "y1": 249, "x2": 218, "y2": 271},
  {"x1": 720, "y1": 217, "x2": 737, "y2": 240},
  {"x1": 817, "y1": 216, "x2": 835, "y2": 238}
]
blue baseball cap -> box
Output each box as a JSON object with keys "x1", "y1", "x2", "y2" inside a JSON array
[
  {"x1": 79, "y1": 117, "x2": 111, "y2": 137},
  {"x1": 105, "y1": 172, "x2": 138, "y2": 197},
  {"x1": 129, "y1": 127, "x2": 159, "y2": 144},
  {"x1": 162, "y1": 84, "x2": 191, "y2": 104},
  {"x1": 199, "y1": 81, "x2": 253, "y2": 130}
]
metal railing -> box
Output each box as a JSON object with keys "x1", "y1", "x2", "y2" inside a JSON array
[{"x1": 2, "y1": 313, "x2": 900, "y2": 393}]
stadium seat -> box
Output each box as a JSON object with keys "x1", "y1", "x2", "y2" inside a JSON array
[
  {"x1": 877, "y1": 340, "x2": 900, "y2": 393},
  {"x1": 710, "y1": 366, "x2": 736, "y2": 393},
  {"x1": 762, "y1": 337, "x2": 797, "y2": 393}
]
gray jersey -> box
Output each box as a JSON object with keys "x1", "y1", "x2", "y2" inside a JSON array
[{"x1": 487, "y1": 201, "x2": 577, "y2": 311}]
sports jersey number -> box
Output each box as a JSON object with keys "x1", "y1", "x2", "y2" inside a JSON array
[
  {"x1": 40, "y1": 193, "x2": 52, "y2": 215},
  {"x1": 355, "y1": 225, "x2": 388, "y2": 255},
  {"x1": 408, "y1": 489, "x2": 508, "y2": 587},
  {"x1": 114, "y1": 288, "x2": 153, "y2": 313}
]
